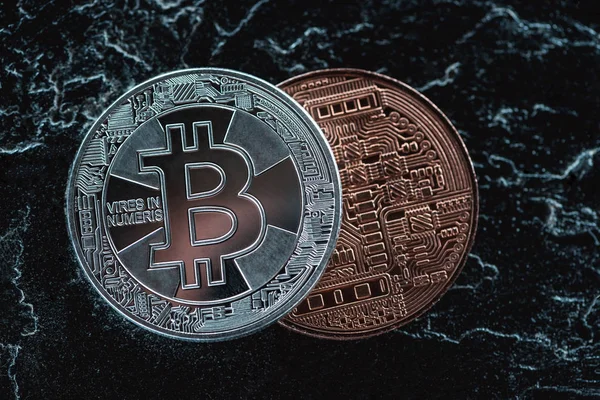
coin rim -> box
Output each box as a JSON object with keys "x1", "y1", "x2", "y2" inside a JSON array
[
  {"x1": 65, "y1": 68, "x2": 342, "y2": 342},
  {"x1": 277, "y1": 68, "x2": 479, "y2": 340}
]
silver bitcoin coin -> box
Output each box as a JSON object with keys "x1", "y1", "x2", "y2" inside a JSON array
[{"x1": 66, "y1": 68, "x2": 342, "y2": 341}]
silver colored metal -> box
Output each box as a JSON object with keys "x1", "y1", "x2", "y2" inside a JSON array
[{"x1": 66, "y1": 68, "x2": 342, "y2": 341}]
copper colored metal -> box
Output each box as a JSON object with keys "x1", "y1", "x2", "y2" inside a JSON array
[{"x1": 278, "y1": 69, "x2": 478, "y2": 339}]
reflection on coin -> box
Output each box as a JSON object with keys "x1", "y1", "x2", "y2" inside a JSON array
[
  {"x1": 278, "y1": 69, "x2": 478, "y2": 339},
  {"x1": 66, "y1": 68, "x2": 341, "y2": 341}
]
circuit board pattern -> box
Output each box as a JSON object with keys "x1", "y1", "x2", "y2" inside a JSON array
[
  {"x1": 66, "y1": 69, "x2": 341, "y2": 341},
  {"x1": 279, "y1": 69, "x2": 478, "y2": 339}
]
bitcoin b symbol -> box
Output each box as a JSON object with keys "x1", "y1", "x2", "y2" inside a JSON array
[{"x1": 141, "y1": 120, "x2": 265, "y2": 301}]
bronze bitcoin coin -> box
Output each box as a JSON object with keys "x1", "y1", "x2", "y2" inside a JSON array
[{"x1": 278, "y1": 69, "x2": 478, "y2": 339}]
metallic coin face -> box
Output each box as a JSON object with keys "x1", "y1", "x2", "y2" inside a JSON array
[
  {"x1": 66, "y1": 68, "x2": 342, "y2": 341},
  {"x1": 278, "y1": 69, "x2": 478, "y2": 339}
]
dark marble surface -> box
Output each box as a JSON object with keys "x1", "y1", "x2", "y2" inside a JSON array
[{"x1": 1, "y1": 0, "x2": 599, "y2": 398}]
